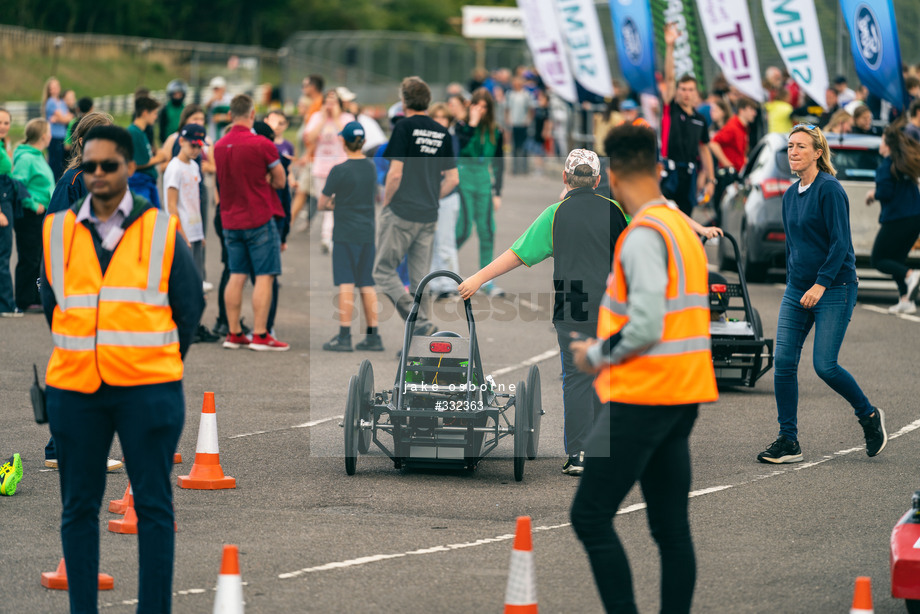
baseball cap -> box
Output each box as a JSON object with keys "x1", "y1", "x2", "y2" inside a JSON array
[
  {"x1": 834, "y1": 75, "x2": 848, "y2": 85},
  {"x1": 210, "y1": 76, "x2": 227, "y2": 89},
  {"x1": 564, "y1": 149, "x2": 600, "y2": 177},
  {"x1": 339, "y1": 121, "x2": 365, "y2": 142},
  {"x1": 179, "y1": 123, "x2": 207, "y2": 146},
  {"x1": 336, "y1": 86, "x2": 357, "y2": 102},
  {"x1": 620, "y1": 99, "x2": 639, "y2": 112}
]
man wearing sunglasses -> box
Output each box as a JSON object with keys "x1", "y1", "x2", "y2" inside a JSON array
[{"x1": 39, "y1": 124, "x2": 204, "y2": 614}]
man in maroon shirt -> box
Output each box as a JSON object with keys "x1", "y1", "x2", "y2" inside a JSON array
[
  {"x1": 214, "y1": 94, "x2": 289, "y2": 351},
  {"x1": 709, "y1": 98, "x2": 759, "y2": 172}
]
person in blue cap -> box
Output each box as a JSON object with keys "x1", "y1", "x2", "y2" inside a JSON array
[{"x1": 318, "y1": 121, "x2": 384, "y2": 352}]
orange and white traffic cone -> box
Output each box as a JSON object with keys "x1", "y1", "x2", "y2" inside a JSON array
[
  {"x1": 851, "y1": 576, "x2": 874, "y2": 613},
  {"x1": 213, "y1": 544, "x2": 244, "y2": 613},
  {"x1": 108, "y1": 485, "x2": 138, "y2": 534},
  {"x1": 178, "y1": 392, "x2": 236, "y2": 490},
  {"x1": 41, "y1": 558, "x2": 114, "y2": 590},
  {"x1": 108, "y1": 483, "x2": 131, "y2": 514},
  {"x1": 504, "y1": 516, "x2": 537, "y2": 613}
]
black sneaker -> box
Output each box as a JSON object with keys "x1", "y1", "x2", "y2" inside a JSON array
[
  {"x1": 858, "y1": 408, "x2": 888, "y2": 457},
  {"x1": 322, "y1": 334, "x2": 353, "y2": 352},
  {"x1": 193, "y1": 324, "x2": 221, "y2": 343},
  {"x1": 562, "y1": 451, "x2": 585, "y2": 475},
  {"x1": 355, "y1": 334, "x2": 384, "y2": 351},
  {"x1": 756, "y1": 436, "x2": 803, "y2": 464}
]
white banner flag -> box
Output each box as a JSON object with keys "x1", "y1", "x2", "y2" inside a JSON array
[
  {"x1": 552, "y1": 0, "x2": 614, "y2": 98},
  {"x1": 762, "y1": 0, "x2": 828, "y2": 107},
  {"x1": 517, "y1": 0, "x2": 579, "y2": 103},
  {"x1": 696, "y1": 0, "x2": 764, "y2": 101}
]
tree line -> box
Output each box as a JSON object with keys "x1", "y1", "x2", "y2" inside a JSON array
[{"x1": 4, "y1": 0, "x2": 516, "y2": 47}]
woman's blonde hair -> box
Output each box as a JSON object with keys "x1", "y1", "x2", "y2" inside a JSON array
[
  {"x1": 41, "y1": 77, "x2": 60, "y2": 117},
  {"x1": 65, "y1": 111, "x2": 115, "y2": 171},
  {"x1": 789, "y1": 123, "x2": 836, "y2": 177},
  {"x1": 23, "y1": 118, "x2": 50, "y2": 146},
  {"x1": 823, "y1": 109, "x2": 853, "y2": 134}
]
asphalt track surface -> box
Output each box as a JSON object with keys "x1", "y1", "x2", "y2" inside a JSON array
[{"x1": 2, "y1": 172, "x2": 919, "y2": 613}]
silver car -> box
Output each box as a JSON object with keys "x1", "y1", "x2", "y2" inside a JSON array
[{"x1": 717, "y1": 132, "x2": 884, "y2": 282}]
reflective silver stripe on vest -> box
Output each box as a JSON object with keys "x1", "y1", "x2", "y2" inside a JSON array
[
  {"x1": 64, "y1": 294, "x2": 99, "y2": 309},
  {"x1": 645, "y1": 336, "x2": 711, "y2": 357},
  {"x1": 601, "y1": 291, "x2": 627, "y2": 316},
  {"x1": 48, "y1": 213, "x2": 68, "y2": 309},
  {"x1": 642, "y1": 216, "x2": 686, "y2": 296},
  {"x1": 96, "y1": 329, "x2": 179, "y2": 347},
  {"x1": 98, "y1": 287, "x2": 169, "y2": 306},
  {"x1": 51, "y1": 333, "x2": 96, "y2": 351},
  {"x1": 146, "y1": 212, "x2": 171, "y2": 294}
]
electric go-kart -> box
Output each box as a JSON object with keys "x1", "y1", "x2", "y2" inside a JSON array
[
  {"x1": 708, "y1": 233, "x2": 774, "y2": 388},
  {"x1": 341, "y1": 271, "x2": 543, "y2": 481}
]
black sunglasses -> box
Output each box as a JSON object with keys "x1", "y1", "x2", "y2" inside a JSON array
[{"x1": 81, "y1": 160, "x2": 123, "y2": 174}]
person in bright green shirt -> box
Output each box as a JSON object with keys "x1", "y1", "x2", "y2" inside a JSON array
[{"x1": 11, "y1": 118, "x2": 54, "y2": 310}]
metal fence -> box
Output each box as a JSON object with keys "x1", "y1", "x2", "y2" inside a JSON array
[{"x1": 280, "y1": 31, "x2": 530, "y2": 107}]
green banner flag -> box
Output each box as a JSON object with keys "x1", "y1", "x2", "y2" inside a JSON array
[{"x1": 651, "y1": 0, "x2": 706, "y2": 85}]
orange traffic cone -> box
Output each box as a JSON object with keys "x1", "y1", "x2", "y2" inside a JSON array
[
  {"x1": 108, "y1": 485, "x2": 138, "y2": 534},
  {"x1": 851, "y1": 576, "x2": 874, "y2": 613},
  {"x1": 177, "y1": 392, "x2": 236, "y2": 490},
  {"x1": 213, "y1": 544, "x2": 244, "y2": 613},
  {"x1": 504, "y1": 516, "x2": 537, "y2": 613},
  {"x1": 41, "y1": 558, "x2": 114, "y2": 590},
  {"x1": 108, "y1": 483, "x2": 132, "y2": 514},
  {"x1": 174, "y1": 452, "x2": 183, "y2": 464}
]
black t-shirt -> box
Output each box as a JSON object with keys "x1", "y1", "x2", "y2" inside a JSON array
[
  {"x1": 663, "y1": 100, "x2": 709, "y2": 164},
  {"x1": 385, "y1": 114, "x2": 456, "y2": 223},
  {"x1": 323, "y1": 158, "x2": 376, "y2": 244}
]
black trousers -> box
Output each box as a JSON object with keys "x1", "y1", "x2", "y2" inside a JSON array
[
  {"x1": 14, "y1": 209, "x2": 43, "y2": 310},
  {"x1": 571, "y1": 402, "x2": 698, "y2": 614},
  {"x1": 871, "y1": 214, "x2": 920, "y2": 296}
]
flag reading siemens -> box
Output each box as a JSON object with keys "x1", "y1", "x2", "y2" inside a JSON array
[
  {"x1": 763, "y1": 0, "x2": 828, "y2": 108},
  {"x1": 609, "y1": 0, "x2": 657, "y2": 96},
  {"x1": 696, "y1": 0, "x2": 764, "y2": 101},
  {"x1": 518, "y1": 0, "x2": 579, "y2": 103},
  {"x1": 840, "y1": 0, "x2": 907, "y2": 111},
  {"x1": 553, "y1": 0, "x2": 614, "y2": 98}
]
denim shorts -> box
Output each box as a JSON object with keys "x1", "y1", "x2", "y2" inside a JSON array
[{"x1": 224, "y1": 220, "x2": 282, "y2": 276}]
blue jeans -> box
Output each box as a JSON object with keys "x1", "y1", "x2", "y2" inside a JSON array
[
  {"x1": 774, "y1": 283, "x2": 873, "y2": 440},
  {"x1": 47, "y1": 381, "x2": 184, "y2": 614}
]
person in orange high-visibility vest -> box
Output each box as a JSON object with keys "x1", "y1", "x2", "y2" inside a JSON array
[
  {"x1": 569, "y1": 123, "x2": 718, "y2": 614},
  {"x1": 39, "y1": 125, "x2": 204, "y2": 614}
]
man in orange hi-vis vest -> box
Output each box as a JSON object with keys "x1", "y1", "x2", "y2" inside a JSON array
[
  {"x1": 40, "y1": 125, "x2": 203, "y2": 614},
  {"x1": 569, "y1": 123, "x2": 718, "y2": 614}
]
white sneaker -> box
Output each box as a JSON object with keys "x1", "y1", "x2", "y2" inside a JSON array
[
  {"x1": 106, "y1": 458, "x2": 124, "y2": 472},
  {"x1": 202, "y1": 281, "x2": 214, "y2": 293},
  {"x1": 906, "y1": 271, "x2": 920, "y2": 303},
  {"x1": 888, "y1": 300, "x2": 917, "y2": 315}
]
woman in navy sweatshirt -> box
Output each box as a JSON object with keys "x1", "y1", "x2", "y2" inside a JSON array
[
  {"x1": 757, "y1": 123, "x2": 886, "y2": 464},
  {"x1": 866, "y1": 125, "x2": 920, "y2": 313}
]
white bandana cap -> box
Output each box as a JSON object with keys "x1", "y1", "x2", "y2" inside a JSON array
[{"x1": 564, "y1": 149, "x2": 600, "y2": 176}]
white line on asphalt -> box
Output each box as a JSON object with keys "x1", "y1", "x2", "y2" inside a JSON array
[
  {"x1": 491, "y1": 348, "x2": 560, "y2": 378},
  {"x1": 227, "y1": 416, "x2": 341, "y2": 440},
  {"x1": 275, "y1": 417, "x2": 920, "y2": 580},
  {"x1": 861, "y1": 304, "x2": 920, "y2": 322}
]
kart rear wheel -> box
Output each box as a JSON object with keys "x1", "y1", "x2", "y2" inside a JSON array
[
  {"x1": 344, "y1": 375, "x2": 359, "y2": 476},
  {"x1": 526, "y1": 365, "x2": 542, "y2": 460},
  {"x1": 513, "y1": 380, "x2": 528, "y2": 482},
  {"x1": 356, "y1": 360, "x2": 374, "y2": 454}
]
